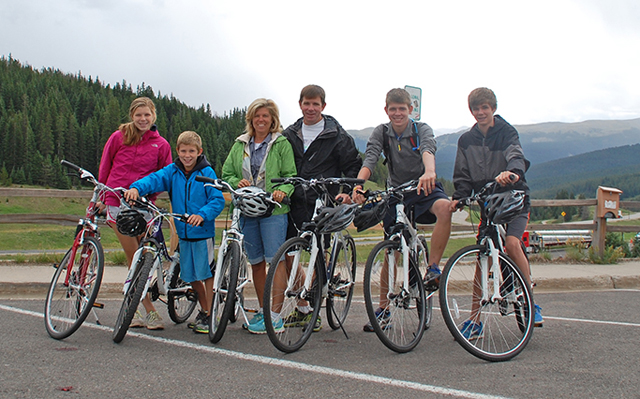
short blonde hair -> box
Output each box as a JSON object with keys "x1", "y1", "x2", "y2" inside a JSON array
[
  {"x1": 176, "y1": 131, "x2": 202, "y2": 151},
  {"x1": 245, "y1": 98, "x2": 282, "y2": 137}
]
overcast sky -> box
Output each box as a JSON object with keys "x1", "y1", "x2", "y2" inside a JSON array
[{"x1": 2, "y1": 0, "x2": 640, "y2": 133}]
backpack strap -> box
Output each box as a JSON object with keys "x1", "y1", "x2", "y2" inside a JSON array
[{"x1": 381, "y1": 121, "x2": 420, "y2": 170}]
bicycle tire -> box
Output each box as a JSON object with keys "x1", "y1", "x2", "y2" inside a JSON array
[
  {"x1": 44, "y1": 236, "x2": 104, "y2": 340},
  {"x1": 167, "y1": 251, "x2": 198, "y2": 324},
  {"x1": 417, "y1": 236, "x2": 433, "y2": 330},
  {"x1": 439, "y1": 245, "x2": 534, "y2": 362},
  {"x1": 326, "y1": 234, "x2": 356, "y2": 330},
  {"x1": 229, "y1": 249, "x2": 248, "y2": 324},
  {"x1": 209, "y1": 241, "x2": 240, "y2": 344},
  {"x1": 263, "y1": 237, "x2": 322, "y2": 353},
  {"x1": 363, "y1": 239, "x2": 426, "y2": 353},
  {"x1": 112, "y1": 251, "x2": 154, "y2": 343}
]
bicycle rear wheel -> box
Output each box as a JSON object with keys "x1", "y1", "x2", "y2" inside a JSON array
[
  {"x1": 112, "y1": 252, "x2": 154, "y2": 343},
  {"x1": 209, "y1": 241, "x2": 240, "y2": 343},
  {"x1": 264, "y1": 237, "x2": 322, "y2": 353},
  {"x1": 439, "y1": 245, "x2": 534, "y2": 362},
  {"x1": 363, "y1": 240, "x2": 426, "y2": 353},
  {"x1": 326, "y1": 234, "x2": 356, "y2": 330},
  {"x1": 44, "y1": 236, "x2": 104, "y2": 339},
  {"x1": 167, "y1": 251, "x2": 198, "y2": 324}
]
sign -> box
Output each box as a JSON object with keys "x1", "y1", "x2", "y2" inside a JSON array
[{"x1": 404, "y1": 85, "x2": 422, "y2": 121}]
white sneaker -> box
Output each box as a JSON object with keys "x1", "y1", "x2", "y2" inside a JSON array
[
  {"x1": 130, "y1": 310, "x2": 145, "y2": 328},
  {"x1": 145, "y1": 310, "x2": 164, "y2": 330}
]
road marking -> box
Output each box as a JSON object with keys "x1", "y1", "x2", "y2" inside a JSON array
[{"x1": 3, "y1": 303, "x2": 507, "y2": 399}]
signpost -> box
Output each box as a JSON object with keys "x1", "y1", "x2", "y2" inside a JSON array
[{"x1": 404, "y1": 85, "x2": 422, "y2": 121}]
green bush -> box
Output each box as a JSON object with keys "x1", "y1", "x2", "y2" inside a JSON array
[{"x1": 605, "y1": 232, "x2": 631, "y2": 258}]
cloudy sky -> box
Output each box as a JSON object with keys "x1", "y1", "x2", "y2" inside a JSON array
[{"x1": 1, "y1": 0, "x2": 639, "y2": 133}]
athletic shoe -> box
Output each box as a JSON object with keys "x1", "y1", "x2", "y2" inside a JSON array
[
  {"x1": 193, "y1": 314, "x2": 211, "y2": 334},
  {"x1": 242, "y1": 312, "x2": 263, "y2": 330},
  {"x1": 145, "y1": 310, "x2": 165, "y2": 330},
  {"x1": 460, "y1": 320, "x2": 483, "y2": 340},
  {"x1": 534, "y1": 304, "x2": 544, "y2": 327},
  {"x1": 423, "y1": 264, "x2": 441, "y2": 291},
  {"x1": 284, "y1": 309, "x2": 322, "y2": 332},
  {"x1": 130, "y1": 310, "x2": 145, "y2": 328},
  {"x1": 363, "y1": 307, "x2": 391, "y2": 332},
  {"x1": 247, "y1": 317, "x2": 284, "y2": 334},
  {"x1": 188, "y1": 310, "x2": 208, "y2": 330}
]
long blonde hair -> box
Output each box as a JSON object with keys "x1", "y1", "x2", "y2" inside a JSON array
[{"x1": 118, "y1": 97, "x2": 157, "y2": 146}]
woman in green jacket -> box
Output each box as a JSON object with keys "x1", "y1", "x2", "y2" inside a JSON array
[{"x1": 222, "y1": 98, "x2": 296, "y2": 334}]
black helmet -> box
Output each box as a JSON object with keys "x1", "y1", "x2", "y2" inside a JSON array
[
  {"x1": 353, "y1": 198, "x2": 389, "y2": 232},
  {"x1": 116, "y1": 209, "x2": 147, "y2": 236},
  {"x1": 233, "y1": 187, "x2": 274, "y2": 218},
  {"x1": 314, "y1": 204, "x2": 358, "y2": 234},
  {"x1": 484, "y1": 190, "x2": 526, "y2": 225}
]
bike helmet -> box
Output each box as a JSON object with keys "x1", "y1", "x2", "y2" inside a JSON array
[
  {"x1": 314, "y1": 204, "x2": 358, "y2": 234},
  {"x1": 353, "y1": 198, "x2": 389, "y2": 233},
  {"x1": 484, "y1": 190, "x2": 526, "y2": 225},
  {"x1": 116, "y1": 209, "x2": 147, "y2": 237},
  {"x1": 233, "y1": 186, "x2": 275, "y2": 218}
]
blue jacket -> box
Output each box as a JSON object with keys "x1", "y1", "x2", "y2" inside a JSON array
[{"x1": 131, "y1": 155, "x2": 225, "y2": 240}]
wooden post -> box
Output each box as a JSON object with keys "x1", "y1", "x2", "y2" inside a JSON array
[{"x1": 593, "y1": 217, "x2": 607, "y2": 257}]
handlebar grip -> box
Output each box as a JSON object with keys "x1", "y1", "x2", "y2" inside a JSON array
[
  {"x1": 343, "y1": 178, "x2": 366, "y2": 186},
  {"x1": 61, "y1": 160, "x2": 80, "y2": 171},
  {"x1": 281, "y1": 196, "x2": 291, "y2": 205},
  {"x1": 195, "y1": 175, "x2": 216, "y2": 184},
  {"x1": 509, "y1": 173, "x2": 517, "y2": 182},
  {"x1": 271, "y1": 178, "x2": 286, "y2": 183}
]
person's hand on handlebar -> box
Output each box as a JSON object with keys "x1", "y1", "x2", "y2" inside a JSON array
[
  {"x1": 186, "y1": 214, "x2": 203, "y2": 227},
  {"x1": 123, "y1": 188, "x2": 140, "y2": 203},
  {"x1": 335, "y1": 193, "x2": 352, "y2": 204},
  {"x1": 238, "y1": 179, "x2": 251, "y2": 188},
  {"x1": 272, "y1": 190, "x2": 286, "y2": 203},
  {"x1": 495, "y1": 171, "x2": 518, "y2": 186},
  {"x1": 351, "y1": 184, "x2": 366, "y2": 205},
  {"x1": 449, "y1": 199, "x2": 460, "y2": 212}
]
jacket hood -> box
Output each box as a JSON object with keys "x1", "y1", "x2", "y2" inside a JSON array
[{"x1": 175, "y1": 154, "x2": 211, "y2": 176}]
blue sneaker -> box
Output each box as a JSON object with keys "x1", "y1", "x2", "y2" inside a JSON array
[
  {"x1": 424, "y1": 264, "x2": 441, "y2": 291},
  {"x1": 242, "y1": 312, "x2": 263, "y2": 330},
  {"x1": 247, "y1": 316, "x2": 284, "y2": 335},
  {"x1": 460, "y1": 320, "x2": 483, "y2": 340},
  {"x1": 534, "y1": 304, "x2": 544, "y2": 327}
]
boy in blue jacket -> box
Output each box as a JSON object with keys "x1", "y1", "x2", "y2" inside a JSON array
[{"x1": 125, "y1": 131, "x2": 225, "y2": 334}]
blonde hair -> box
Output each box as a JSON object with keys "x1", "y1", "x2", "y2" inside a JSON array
[
  {"x1": 177, "y1": 131, "x2": 202, "y2": 151},
  {"x1": 245, "y1": 98, "x2": 282, "y2": 137},
  {"x1": 118, "y1": 97, "x2": 157, "y2": 146}
]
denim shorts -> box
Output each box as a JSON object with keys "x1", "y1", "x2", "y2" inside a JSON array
[
  {"x1": 179, "y1": 238, "x2": 215, "y2": 283},
  {"x1": 240, "y1": 213, "x2": 288, "y2": 265}
]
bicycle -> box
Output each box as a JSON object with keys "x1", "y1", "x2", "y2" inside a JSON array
[
  {"x1": 359, "y1": 179, "x2": 433, "y2": 353},
  {"x1": 194, "y1": 176, "x2": 282, "y2": 344},
  {"x1": 262, "y1": 177, "x2": 363, "y2": 353},
  {"x1": 112, "y1": 197, "x2": 198, "y2": 343},
  {"x1": 44, "y1": 160, "x2": 123, "y2": 340},
  {"x1": 439, "y1": 181, "x2": 534, "y2": 362}
]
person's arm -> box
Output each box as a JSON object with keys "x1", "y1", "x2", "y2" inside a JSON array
[
  {"x1": 198, "y1": 168, "x2": 226, "y2": 222},
  {"x1": 98, "y1": 133, "x2": 118, "y2": 183},
  {"x1": 221, "y1": 142, "x2": 243, "y2": 189},
  {"x1": 269, "y1": 138, "x2": 297, "y2": 202},
  {"x1": 417, "y1": 151, "x2": 437, "y2": 195},
  {"x1": 336, "y1": 128, "x2": 363, "y2": 178}
]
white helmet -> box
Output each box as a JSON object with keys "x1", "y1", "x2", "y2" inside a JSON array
[{"x1": 233, "y1": 187, "x2": 274, "y2": 218}]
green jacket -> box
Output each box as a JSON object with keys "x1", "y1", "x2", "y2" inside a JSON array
[{"x1": 221, "y1": 132, "x2": 296, "y2": 216}]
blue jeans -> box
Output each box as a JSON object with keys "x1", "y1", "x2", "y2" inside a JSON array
[{"x1": 241, "y1": 213, "x2": 288, "y2": 265}]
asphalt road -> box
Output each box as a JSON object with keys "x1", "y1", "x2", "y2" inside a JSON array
[{"x1": 1, "y1": 289, "x2": 639, "y2": 398}]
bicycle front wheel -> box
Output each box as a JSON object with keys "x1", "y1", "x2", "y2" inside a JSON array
[
  {"x1": 264, "y1": 237, "x2": 322, "y2": 353},
  {"x1": 326, "y1": 234, "x2": 356, "y2": 330},
  {"x1": 44, "y1": 236, "x2": 104, "y2": 340},
  {"x1": 209, "y1": 241, "x2": 240, "y2": 344},
  {"x1": 112, "y1": 251, "x2": 154, "y2": 343},
  {"x1": 363, "y1": 240, "x2": 426, "y2": 353},
  {"x1": 439, "y1": 245, "x2": 534, "y2": 362},
  {"x1": 168, "y1": 252, "x2": 198, "y2": 324},
  {"x1": 416, "y1": 236, "x2": 433, "y2": 330}
]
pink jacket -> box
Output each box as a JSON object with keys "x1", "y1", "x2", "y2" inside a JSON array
[{"x1": 98, "y1": 128, "x2": 172, "y2": 206}]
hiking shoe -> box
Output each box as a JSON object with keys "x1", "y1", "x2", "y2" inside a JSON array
[
  {"x1": 247, "y1": 317, "x2": 284, "y2": 335},
  {"x1": 363, "y1": 307, "x2": 391, "y2": 332},
  {"x1": 193, "y1": 314, "x2": 211, "y2": 334},
  {"x1": 242, "y1": 312, "x2": 263, "y2": 330},
  {"x1": 460, "y1": 320, "x2": 483, "y2": 340},
  {"x1": 534, "y1": 304, "x2": 544, "y2": 327},
  {"x1": 130, "y1": 310, "x2": 145, "y2": 328},
  {"x1": 423, "y1": 264, "x2": 441, "y2": 291},
  {"x1": 284, "y1": 309, "x2": 322, "y2": 332},
  {"x1": 145, "y1": 310, "x2": 164, "y2": 330},
  {"x1": 188, "y1": 309, "x2": 208, "y2": 330}
]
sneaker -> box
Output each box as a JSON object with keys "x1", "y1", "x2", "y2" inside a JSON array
[
  {"x1": 284, "y1": 309, "x2": 322, "y2": 332},
  {"x1": 247, "y1": 317, "x2": 284, "y2": 335},
  {"x1": 534, "y1": 304, "x2": 544, "y2": 327},
  {"x1": 188, "y1": 310, "x2": 208, "y2": 330},
  {"x1": 363, "y1": 307, "x2": 391, "y2": 332},
  {"x1": 423, "y1": 264, "x2": 441, "y2": 291},
  {"x1": 145, "y1": 310, "x2": 165, "y2": 330},
  {"x1": 130, "y1": 310, "x2": 145, "y2": 328},
  {"x1": 460, "y1": 320, "x2": 483, "y2": 340},
  {"x1": 242, "y1": 312, "x2": 263, "y2": 330},
  {"x1": 193, "y1": 314, "x2": 211, "y2": 334}
]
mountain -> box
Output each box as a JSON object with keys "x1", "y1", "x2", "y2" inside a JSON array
[{"x1": 348, "y1": 118, "x2": 640, "y2": 182}]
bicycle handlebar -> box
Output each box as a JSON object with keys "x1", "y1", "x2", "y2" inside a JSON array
[{"x1": 195, "y1": 176, "x2": 287, "y2": 206}]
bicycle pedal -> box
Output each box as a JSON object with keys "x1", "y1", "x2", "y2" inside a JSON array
[{"x1": 93, "y1": 302, "x2": 104, "y2": 309}]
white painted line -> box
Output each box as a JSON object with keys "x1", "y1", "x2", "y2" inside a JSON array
[{"x1": 2, "y1": 303, "x2": 508, "y2": 399}]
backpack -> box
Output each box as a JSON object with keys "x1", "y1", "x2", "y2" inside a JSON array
[{"x1": 381, "y1": 120, "x2": 420, "y2": 171}]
